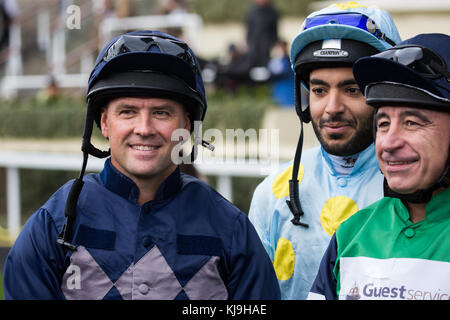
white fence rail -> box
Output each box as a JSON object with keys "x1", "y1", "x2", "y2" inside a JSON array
[{"x1": 0, "y1": 151, "x2": 271, "y2": 239}]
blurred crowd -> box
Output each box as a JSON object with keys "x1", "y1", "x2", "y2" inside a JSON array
[
  {"x1": 101, "y1": 0, "x2": 295, "y2": 107},
  {"x1": 198, "y1": 0, "x2": 295, "y2": 107},
  {"x1": 1, "y1": 0, "x2": 294, "y2": 107}
]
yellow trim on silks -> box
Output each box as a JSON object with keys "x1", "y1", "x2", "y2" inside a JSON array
[
  {"x1": 332, "y1": 1, "x2": 367, "y2": 10},
  {"x1": 272, "y1": 164, "x2": 305, "y2": 199},
  {"x1": 320, "y1": 196, "x2": 359, "y2": 236},
  {"x1": 273, "y1": 238, "x2": 295, "y2": 281}
]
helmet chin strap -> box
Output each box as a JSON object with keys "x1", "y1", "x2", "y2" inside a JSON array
[
  {"x1": 287, "y1": 73, "x2": 309, "y2": 227},
  {"x1": 287, "y1": 120, "x2": 309, "y2": 227},
  {"x1": 81, "y1": 101, "x2": 111, "y2": 159},
  {"x1": 179, "y1": 120, "x2": 215, "y2": 163},
  {"x1": 58, "y1": 102, "x2": 111, "y2": 251}
]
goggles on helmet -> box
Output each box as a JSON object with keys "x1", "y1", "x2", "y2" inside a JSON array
[
  {"x1": 98, "y1": 33, "x2": 200, "y2": 88},
  {"x1": 374, "y1": 45, "x2": 450, "y2": 81},
  {"x1": 304, "y1": 13, "x2": 396, "y2": 46}
]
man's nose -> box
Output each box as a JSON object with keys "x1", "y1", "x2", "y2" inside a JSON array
[
  {"x1": 134, "y1": 113, "x2": 155, "y2": 136},
  {"x1": 377, "y1": 123, "x2": 405, "y2": 153},
  {"x1": 324, "y1": 89, "x2": 345, "y2": 115}
]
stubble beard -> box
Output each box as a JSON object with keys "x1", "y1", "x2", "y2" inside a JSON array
[{"x1": 311, "y1": 112, "x2": 375, "y2": 156}]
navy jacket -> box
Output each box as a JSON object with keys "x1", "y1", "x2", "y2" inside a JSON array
[{"x1": 4, "y1": 159, "x2": 280, "y2": 300}]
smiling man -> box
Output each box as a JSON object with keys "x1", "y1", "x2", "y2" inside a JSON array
[
  {"x1": 375, "y1": 107, "x2": 449, "y2": 209},
  {"x1": 309, "y1": 67, "x2": 375, "y2": 156},
  {"x1": 3, "y1": 31, "x2": 280, "y2": 300},
  {"x1": 308, "y1": 33, "x2": 450, "y2": 300},
  {"x1": 100, "y1": 97, "x2": 190, "y2": 204}
]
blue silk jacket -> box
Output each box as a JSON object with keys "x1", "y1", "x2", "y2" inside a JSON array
[{"x1": 4, "y1": 159, "x2": 280, "y2": 300}]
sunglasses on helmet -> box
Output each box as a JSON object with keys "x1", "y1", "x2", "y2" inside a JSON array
[
  {"x1": 100, "y1": 33, "x2": 200, "y2": 75},
  {"x1": 304, "y1": 13, "x2": 396, "y2": 46},
  {"x1": 374, "y1": 45, "x2": 450, "y2": 80}
]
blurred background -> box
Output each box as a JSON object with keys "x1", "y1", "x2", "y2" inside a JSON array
[{"x1": 0, "y1": 0, "x2": 449, "y2": 296}]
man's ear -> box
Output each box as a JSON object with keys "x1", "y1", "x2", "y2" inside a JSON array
[
  {"x1": 184, "y1": 112, "x2": 191, "y2": 132},
  {"x1": 100, "y1": 107, "x2": 108, "y2": 139}
]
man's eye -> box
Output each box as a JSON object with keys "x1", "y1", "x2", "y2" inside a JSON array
[
  {"x1": 311, "y1": 87, "x2": 326, "y2": 95},
  {"x1": 119, "y1": 109, "x2": 135, "y2": 115},
  {"x1": 346, "y1": 87, "x2": 361, "y2": 95},
  {"x1": 154, "y1": 110, "x2": 170, "y2": 116},
  {"x1": 377, "y1": 120, "x2": 389, "y2": 129},
  {"x1": 405, "y1": 120, "x2": 419, "y2": 127}
]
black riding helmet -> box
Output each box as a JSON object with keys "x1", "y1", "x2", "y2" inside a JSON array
[
  {"x1": 353, "y1": 33, "x2": 450, "y2": 203},
  {"x1": 58, "y1": 31, "x2": 210, "y2": 250},
  {"x1": 85, "y1": 30, "x2": 208, "y2": 156}
]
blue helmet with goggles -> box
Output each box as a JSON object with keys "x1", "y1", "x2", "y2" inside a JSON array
[
  {"x1": 88, "y1": 30, "x2": 207, "y2": 134},
  {"x1": 353, "y1": 33, "x2": 450, "y2": 204},
  {"x1": 354, "y1": 33, "x2": 450, "y2": 112},
  {"x1": 285, "y1": 2, "x2": 401, "y2": 227},
  {"x1": 290, "y1": 2, "x2": 401, "y2": 123},
  {"x1": 57, "y1": 30, "x2": 209, "y2": 250}
]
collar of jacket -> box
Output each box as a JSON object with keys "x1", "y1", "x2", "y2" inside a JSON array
[
  {"x1": 99, "y1": 158, "x2": 182, "y2": 204},
  {"x1": 321, "y1": 142, "x2": 379, "y2": 176}
]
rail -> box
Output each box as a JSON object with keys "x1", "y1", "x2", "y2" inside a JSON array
[{"x1": 0, "y1": 150, "x2": 272, "y2": 240}]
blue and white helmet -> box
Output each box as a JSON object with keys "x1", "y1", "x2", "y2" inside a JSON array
[
  {"x1": 290, "y1": 2, "x2": 401, "y2": 122},
  {"x1": 285, "y1": 2, "x2": 401, "y2": 227}
]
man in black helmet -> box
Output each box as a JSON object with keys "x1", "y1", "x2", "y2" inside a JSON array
[
  {"x1": 3, "y1": 31, "x2": 280, "y2": 300},
  {"x1": 308, "y1": 33, "x2": 450, "y2": 300}
]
